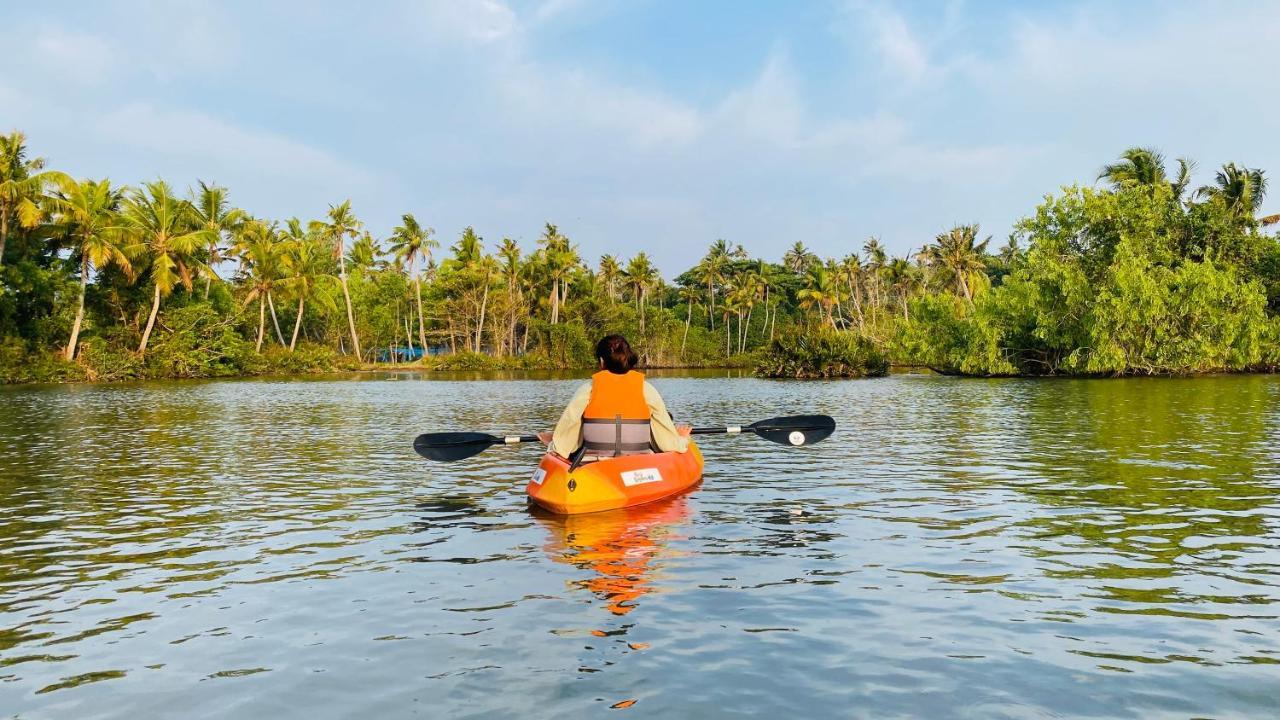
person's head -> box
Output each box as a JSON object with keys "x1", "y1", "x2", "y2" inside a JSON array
[{"x1": 595, "y1": 334, "x2": 638, "y2": 374}]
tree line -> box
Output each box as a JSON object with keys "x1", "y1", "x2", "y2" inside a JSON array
[{"x1": 1, "y1": 131, "x2": 1277, "y2": 382}]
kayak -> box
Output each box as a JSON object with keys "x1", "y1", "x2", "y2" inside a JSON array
[{"x1": 525, "y1": 442, "x2": 704, "y2": 514}]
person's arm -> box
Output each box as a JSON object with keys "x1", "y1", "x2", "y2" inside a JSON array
[
  {"x1": 644, "y1": 381, "x2": 690, "y2": 453},
  {"x1": 549, "y1": 383, "x2": 593, "y2": 457}
]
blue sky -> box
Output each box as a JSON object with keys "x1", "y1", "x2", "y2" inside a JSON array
[{"x1": 4, "y1": 0, "x2": 1279, "y2": 274}]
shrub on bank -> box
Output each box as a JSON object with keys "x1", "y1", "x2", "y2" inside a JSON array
[{"x1": 755, "y1": 329, "x2": 889, "y2": 378}]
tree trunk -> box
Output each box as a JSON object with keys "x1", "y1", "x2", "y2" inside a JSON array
[
  {"x1": 725, "y1": 313, "x2": 730, "y2": 357},
  {"x1": 414, "y1": 260, "x2": 427, "y2": 351},
  {"x1": 256, "y1": 295, "x2": 266, "y2": 352},
  {"x1": 65, "y1": 254, "x2": 89, "y2": 361},
  {"x1": 708, "y1": 282, "x2": 715, "y2": 330},
  {"x1": 476, "y1": 277, "x2": 489, "y2": 353},
  {"x1": 550, "y1": 281, "x2": 559, "y2": 324},
  {"x1": 290, "y1": 296, "x2": 305, "y2": 351},
  {"x1": 267, "y1": 292, "x2": 286, "y2": 346},
  {"x1": 0, "y1": 212, "x2": 8, "y2": 268},
  {"x1": 681, "y1": 300, "x2": 691, "y2": 358},
  {"x1": 203, "y1": 274, "x2": 212, "y2": 300},
  {"x1": 338, "y1": 253, "x2": 361, "y2": 358},
  {"x1": 138, "y1": 283, "x2": 162, "y2": 355},
  {"x1": 404, "y1": 311, "x2": 414, "y2": 358}
]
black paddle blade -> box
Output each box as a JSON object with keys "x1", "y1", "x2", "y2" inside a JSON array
[
  {"x1": 747, "y1": 415, "x2": 836, "y2": 447},
  {"x1": 413, "y1": 432, "x2": 502, "y2": 462}
]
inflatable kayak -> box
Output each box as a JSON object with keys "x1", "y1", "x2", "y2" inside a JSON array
[{"x1": 525, "y1": 442, "x2": 704, "y2": 514}]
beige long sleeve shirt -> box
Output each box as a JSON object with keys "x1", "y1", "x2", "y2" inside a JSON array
[{"x1": 550, "y1": 380, "x2": 689, "y2": 456}]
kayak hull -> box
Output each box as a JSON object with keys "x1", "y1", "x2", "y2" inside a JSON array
[{"x1": 525, "y1": 442, "x2": 704, "y2": 514}]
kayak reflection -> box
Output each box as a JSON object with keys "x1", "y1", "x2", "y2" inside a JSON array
[{"x1": 531, "y1": 494, "x2": 694, "y2": 616}]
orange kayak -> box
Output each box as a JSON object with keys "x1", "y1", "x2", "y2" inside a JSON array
[{"x1": 525, "y1": 442, "x2": 704, "y2": 514}]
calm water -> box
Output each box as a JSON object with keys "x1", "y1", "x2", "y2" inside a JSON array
[{"x1": 1, "y1": 371, "x2": 1278, "y2": 719}]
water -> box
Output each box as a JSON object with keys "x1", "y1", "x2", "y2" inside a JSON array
[{"x1": 1, "y1": 371, "x2": 1278, "y2": 718}]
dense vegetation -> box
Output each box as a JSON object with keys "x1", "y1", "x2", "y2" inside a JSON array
[{"x1": 1, "y1": 132, "x2": 1277, "y2": 383}]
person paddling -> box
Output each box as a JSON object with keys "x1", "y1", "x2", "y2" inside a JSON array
[{"x1": 540, "y1": 335, "x2": 690, "y2": 460}]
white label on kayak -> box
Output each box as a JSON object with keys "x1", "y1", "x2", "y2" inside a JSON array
[
  {"x1": 788, "y1": 431, "x2": 805, "y2": 446},
  {"x1": 530, "y1": 468, "x2": 547, "y2": 485},
  {"x1": 621, "y1": 468, "x2": 663, "y2": 487}
]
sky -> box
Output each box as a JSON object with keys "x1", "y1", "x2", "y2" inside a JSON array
[{"x1": 4, "y1": 0, "x2": 1279, "y2": 275}]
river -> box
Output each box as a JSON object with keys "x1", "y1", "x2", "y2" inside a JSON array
[{"x1": 1, "y1": 371, "x2": 1278, "y2": 718}]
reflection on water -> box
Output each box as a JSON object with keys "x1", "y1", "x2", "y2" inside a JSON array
[
  {"x1": 0, "y1": 372, "x2": 1278, "y2": 718},
  {"x1": 533, "y1": 495, "x2": 693, "y2": 617}
]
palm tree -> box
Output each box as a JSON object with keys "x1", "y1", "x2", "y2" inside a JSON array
[
  {"x1": 348, "y1": 231, "x2": 382, "y2": 272},
  {"x1": 119, "y1": 180, "x2": 215, "y2": 354},
  {"x1": 0, "y1": 131, "x2": 71, "y2": 268},
  {"x1": 598, "y1": 254, "x2": 622, "y2": 304},
  {"x1": 537, "y1": 223, "x2": 578, "y2": 324},
  {"x1": 278, "y1": 219, "x2": 335, "y2": 351},
  {"x1": 190, "y1": 181, "x2": 245, "y2": 298},
  {"x1": 48, "y1": 178, "x2": 132, "y2": 360},
  {"x1": 697, "y1": 240, "x2": 731, "y2": 330},
  {"x1": 924, "y1": 225, "x2": 989, "y2": 302},
  {"x1": 677, "y1": 283, "x2": 700, "y2": 357},
  {"x1": 797, "y1": 265, "x2": 839, "y2": 328},
  {"x1": 1196, "y1": 163, "x2": 1268, "y2": 223},
  {"x1": 783, "y1": 241, "x2": 816, "y2": 273},
  {"x1": 884, "y1": 256, "x2": 916, "y2": 320},
  {"x1": 1099, "y1": 147, "x2": 1195, "y2": 200},
  {"x1": 497, "y1": 238, "x2": 523, "y2": 355},
  {"x1": 311, "y1": 201, "x2": 362, "y2": 358},
  {"x1": 862, "y1": 237, "x2": 888, "y2": 319},
  {"x1": 835, "y1": 254, "x2": 865, "y2": 331},
  {"x1": 624, "y1": 252, "x2": 658, "y2": 333},
  {"x1": 388, "y1": 213, "x2": 437, "y2": 351},
  {"x1": 235, "y1": 220, "x2": 287, "y2": 351}
]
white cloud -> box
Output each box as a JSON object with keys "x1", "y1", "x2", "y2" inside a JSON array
[
  {"x1": 93, "y1": 103, "x2": 375, "y2": 188},
  {"x1": 411, "y1": 0, "x2": 520, "y2": 44},
  {"x1": 32, "y1": 28, "x2": 114, "y2": 85}
]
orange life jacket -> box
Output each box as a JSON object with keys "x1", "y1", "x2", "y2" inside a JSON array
[{"x1": 582, "y1": 370, "x2": 652, "y2": 456}]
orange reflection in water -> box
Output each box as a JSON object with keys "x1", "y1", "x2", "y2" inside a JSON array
[{"x1": 532, "y1": 493, "x2": 694, "y2": 616}]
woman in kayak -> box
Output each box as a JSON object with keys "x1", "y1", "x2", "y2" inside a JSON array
[{"x1": 541, "y1": 334, "x2": 690, "y2": 460}]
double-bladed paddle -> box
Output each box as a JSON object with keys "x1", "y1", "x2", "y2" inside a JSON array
[{"x1": 412, "y1": 414, "x2": 836, "y2": 462}]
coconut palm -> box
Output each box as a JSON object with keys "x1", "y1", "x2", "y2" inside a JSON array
[
  {"x1": 677, "y1": 283, "x2": 700, "y2": 357},
  {"x1": 835, "y1": 254, "x2": 865, "y2": 331},
  {"x1": 0, "y1": 131, "x2": 71, "y2": 268},
  {"x1": 48, "y1": 178, "x2": 132, "y2": 360},
  {"x1": 624, "y1": 252, "x2": 658, "y2": 333},
  {"x1": 119, "y1": 180, "x2": 216, "y2": 354},
  {"x1": 1196, "y1": 163, "x2": 1268, "y2": 223},
  {"x1": 235, "y1": 220, "x2": 287, "y2": 351},
  {"x1": 347, "y1": 231, "x2": 381, "y2": 272},
  {"x1": 924, "y1": 225, "x2": 989, "y2": 302},
  {"x1": 797, "y1": 265, "x2": 839, "y2": 328},
  {"x1": 1099, "y1": 147, "x2": 1196, "y2": 200},
  {"x1": 598, "y1": 254, "x2": 622, "y2": 304},
  {"x1": 388, "y1": 213, "x2": 437, "y2": 351},
  {"x1": 278, "y1": 219, "x2": 336, "y2": 352},
  {"x1": 189, "y1": 181, "x2": 245, "y2": 298},
  {"x1": 697, "y1": 240, "x2": 731, "y2": 330},
  {"x1": 883, "y1": 256, "x2": 916, "y2": 320},
  {"x1": 311, "y1": 201, "x2": 363, "y2": 358},
  {"x1": 783, "y1": 241, "x2": 816, "y2": 273},
  {"x1": 537, "y1": 223, "x2": 577, "y2": 324},
  {"x1": 496, "y1": 238, "x2": 523, "y2": 355}
]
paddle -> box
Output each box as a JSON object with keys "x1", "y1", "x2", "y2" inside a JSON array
[{"x1": 412, "y1": 414, "x2": 836, "y2": 463}]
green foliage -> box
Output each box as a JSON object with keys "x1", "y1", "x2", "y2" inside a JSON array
[
  {"x1": 756, "y1": 329, "x2": 889, "y2": 378},
  {"x1": 2, "y1": 131, "x2": 1278, "y2": 384},
  {"x1": 902, "y1": 181, "x2": 1280, "y2": 376},
  {"x1": 0, "y1": 337, "x2": 84, "y2": 383},
  {"x1": 142, "y1": 304, "x2": 256, "y2": 379}
]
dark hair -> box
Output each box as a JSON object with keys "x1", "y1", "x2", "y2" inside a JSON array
[{"x1": 595, "y1": 334, "x2": 638, "y2": 374}]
